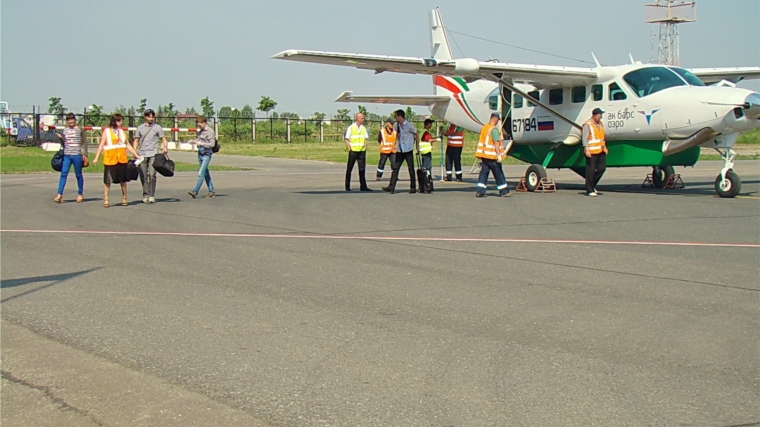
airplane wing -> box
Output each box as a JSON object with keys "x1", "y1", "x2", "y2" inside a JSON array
[
  {"x1": 335, "y1": 91, "x2": 449, "y2": 106},
  {"x1": 688, "y1": 67, "x2": 760, "y2": 84},
  {"x1": 272, "y1": 50, "x2": 598, "y2": 87}
]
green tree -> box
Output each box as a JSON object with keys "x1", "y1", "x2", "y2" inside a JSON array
[
  {"x1": 137, "y1": 98, "x2": 147, "y2": 116},
  {"x1": 334, "y1": 108, "x2": 350, "y2": 120},
  {"x1": 47, "y1": 97, "x2": 65, "y2": 116},
  {"x1": 185, "y1": 107, "x2": 198, "y2": 115},
  {"x1": 405, "y1": 106, "x2": 417, "y2": 121},
  {"x1": 164, "y1": 102, "x2": 177, "y2": 117},
  {"x1": 278, "y1": 112, "x2": 299, "y2": 120},
  {"x1": 88, "y1": 104, "x2": 104, "y2": 116},
  {"x1": 241, "y1": 104, "x2": 254, "y2": 118},
  {"x1": 200, "y1": 96, "x2": 215, "y2": 118},
  {"x1": 218, "y1": 106, "x2": 232, "y2": 118},
  {"x1": 357, "y1": 105, "x2": 369, "y2": 116},
  {"x1": 257, "y1": 96, "x2": 277, "y2": 118},
  {"x1": 312, "y1": 111, "x2": 326, "y2": 122}
]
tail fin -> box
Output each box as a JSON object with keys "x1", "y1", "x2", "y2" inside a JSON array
[{"x1": 430, "y1": 8, "x2": 453, "y2": 96}]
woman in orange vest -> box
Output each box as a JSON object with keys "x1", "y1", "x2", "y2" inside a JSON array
[
  {"x1": 582, "y1": 108, "x2": 608, "y2": 197},
  {"x1": 376, "y1": 118, "x2": 397, "y2": 180},
  {"x1": 93, "y1": 114, "x2": 141, "y2": 207},
  {"x1": 475, "y1": 113, "x2": 510, "y2": 197}
]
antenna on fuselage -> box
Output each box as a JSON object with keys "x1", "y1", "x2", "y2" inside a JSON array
[{"x1": 591, "y1": 53, "x2": 602, "y2": 68}]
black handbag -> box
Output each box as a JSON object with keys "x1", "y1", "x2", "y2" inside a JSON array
[
  {"x1": 51, "y1": 147, "x2": 64, "y2": 172},
  {"x1": 126, "y1": 160, "x2": 140, "y2": 181},
  {"x1": 152, "y1": 153, "x2": 175, "y2": 177},
  {"x1": 212, "y1": 139, "x2": 220, "y2": 153}
]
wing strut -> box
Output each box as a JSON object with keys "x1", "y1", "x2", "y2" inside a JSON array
[{"x1": 497, "y1": 78, "x2": 583, "y2": 131}]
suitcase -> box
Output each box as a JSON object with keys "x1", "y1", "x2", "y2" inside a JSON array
[
  {"x1": 152, "y1": 153, "x2": 175, "y2": 177},
  {"x1": 415, "y1": 154, "x2": 434, "y2": 193}
]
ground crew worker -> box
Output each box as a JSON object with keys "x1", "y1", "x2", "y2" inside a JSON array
[
  {"x1": 376, "y1": 118, "x2": 396, "y2": 180},
  {"x1": 344, "y1": 113, "x2": 372, "y2": 191},
  {"x1": 475, "y1": 112, "x2": 510, "y2": 198},
  {"x1": 419, "y1": 118, "x2": 440, "y2": 193},
  {"x1": 443, "y1": 123, "x2": 465, "y2": 182},
  {"x1": 583, "y1": 107, "x2": 608, "y2": 197},
  {"x1": 383, "y1": 109, "x2": 418, "y2": 194}
]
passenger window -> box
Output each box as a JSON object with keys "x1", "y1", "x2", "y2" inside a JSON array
[
  {"x1": 549, "y1": 89, "x2": 563, "y2": 105},
  {"x1": 572, "y1": 86, "x2": 586, "y2": 103},
  {"x1": 609, "y1": 82, "x2": 627, "y2": 101},
  {"x1": 513, "y1": 94, "x2": 523, "y2": 109},
  {"x1": 527, "y1": 90, "x2": 539, "y2": 107},
  {"x1": 591, "y1": 84, "x2": 603, "y2": 101}
]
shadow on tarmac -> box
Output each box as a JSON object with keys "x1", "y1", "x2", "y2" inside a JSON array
[{"x1": 1, "y1": 267, "x2": 102, "y2": 303}]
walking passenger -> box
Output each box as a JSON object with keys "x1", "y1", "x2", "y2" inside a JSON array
[
  {"x1": 93, "y1": 114, "x2": 142, "y2": 207},
  {"x1": 54, "y1": 112, "x2": 85, "y2": 203},
  {"x1": 376, "y1": 118, "x2": 396, "y2": 180},
  {"x1": 133, "y1": 109, "x2": 168, "y2": 203},
  {"x1": 443, "y1": 123, "x2": 465, "y2": 182},
  {"x1": 383, "y1": 109, "x2": 418, "y2": 194},
  {"x1": 188, "y1": 116, "x2": 216, "y2": 198},
  {"x1": 344, "y1": 113, "x2": 372, "y2": 191},
  {"x1": 475, "y1": 113, "x2": 510, "y2": 198},
  {"x1": 583, "y1": 108, "x2": 608, "y2": 197}
]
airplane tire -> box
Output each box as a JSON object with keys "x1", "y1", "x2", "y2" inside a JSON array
[
  {"x1": 525, "y1": 164, "x2": 547, "y2": 192},
  {"x1": 715, "y1": 170, "x2": 741, "y2": 198},
  {"x1": 652, "y1": 166, "x2": 674, "y2": 189}
]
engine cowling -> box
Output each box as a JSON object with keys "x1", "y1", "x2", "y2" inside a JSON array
[{"x1": 454, "y1": 58, "x2": 480, "y2": 75}]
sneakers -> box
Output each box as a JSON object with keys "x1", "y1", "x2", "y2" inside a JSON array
[
  {"x1": 149, "y1": 197, "x2": 156, "y2": 203},
  {"x1": 143, "y1": 197, "x2": 149, "y2": 204},
  {"x1": 587, "y1": 191, "x2": 598, "y2": 197},
  {"x1": 188, "y1": 191, "x2": 198, "y2": 199},
  {"x1": 205, "y1": 193, "x2": 216, "y2": 198}
]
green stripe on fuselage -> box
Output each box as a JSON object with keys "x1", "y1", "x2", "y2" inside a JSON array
[{"x1": 510, "y1": 141, "x2": 700, "y2": 168}]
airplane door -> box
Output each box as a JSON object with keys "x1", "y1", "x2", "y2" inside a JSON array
[{"x1": 500, "y1": 85, "x2": 513, "y2": 139}]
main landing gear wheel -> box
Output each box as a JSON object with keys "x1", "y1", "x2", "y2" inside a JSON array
[
  {"x1": 525, "y1": 164, "x2": 547, "y2": 192},
  {"x1": 715, "y1": 170, "x2": 741, "y2": 198},
  {"x1": 652, "y1": 166, "x2": 674, "y2": 189}
]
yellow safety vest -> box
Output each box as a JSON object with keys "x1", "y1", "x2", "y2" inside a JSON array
[
  {"x1": 475, "y1": 124, "x2": 498, "y2": 160},
  {"x1": 419, "y1": 131, "x2": 433, "y2": 155},
  {"x1": 103, "y1": 128, "x2": 127, "y2": 166},
  {"x1": 347, "y1": 123, "x2": 367, "y2": 152},
  {"x1": 379, "y1": 128, "x2": 397, "y2": 154},
  {"x1": 584, "y1": 119, "x2": 606, "y2": 155}
]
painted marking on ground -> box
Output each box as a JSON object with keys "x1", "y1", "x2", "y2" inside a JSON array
[{"x1": 1, "y1": 229, "x2": 758, "y2": 248}]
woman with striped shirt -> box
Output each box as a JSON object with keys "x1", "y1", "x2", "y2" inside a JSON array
[{"x1": 54, "y1": 113, "x2": 85, "y2": 203}]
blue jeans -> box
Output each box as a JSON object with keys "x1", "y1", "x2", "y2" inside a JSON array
[
  {"x1": 193, "y1": 151, "x2": 214, "y2": 193},
  {"x1": 57, "y1": 154, "x2": 84, "y2": 195},
  {"x1": 476, "y1": 158, "x2": 509, "y2": 196}
]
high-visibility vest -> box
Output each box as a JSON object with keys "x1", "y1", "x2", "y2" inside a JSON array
[
  {"x1": 475, "y1": 124, "x2": 499, "y2": 160},
  {"x1": 584, "y1": 119, "x2": 606, "y2": 155},
  {"x1": 379, "y1": 128, "x2": 397, "y2": 154},
  {"x1": 347, "y1": 123, "x2": 368, "y2": 152},
  {"x1": 446, "y1": 124, "x2": 464, "y2": 147},
  {"x1": 103, "y1": 128, "x2": 127, "y2": 166},
  {"x1": 419, "y1": 131, "x2": 433, "y2": 154}
]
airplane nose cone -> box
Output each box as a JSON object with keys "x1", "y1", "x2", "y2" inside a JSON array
[{"x1": 744, "y1": 93, "x2": 760, "y2": 119}]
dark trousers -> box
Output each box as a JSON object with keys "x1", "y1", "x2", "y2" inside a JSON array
[
  {"x1": 445, "y1": 146, "x2": 463, "y2": 178},
  {"x1": 388, "y1": 151, "x2": 416, "y2": 191},
  {"x1": 346, "y1": 150, "x2": 368, "y2": 190},
  {"x1": 585, "y1": 152, "x2": 606, "y2": 194},
  {"x1": 377, "y1": 153, "x2": 396, "y2": 178},
  {"x1": 476, "y1": 158, "x2": 509, "y2": 195}
]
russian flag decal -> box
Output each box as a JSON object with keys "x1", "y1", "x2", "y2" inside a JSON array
[{"x1": 538, "y1": 121, "x2": 554, "y2": 131}]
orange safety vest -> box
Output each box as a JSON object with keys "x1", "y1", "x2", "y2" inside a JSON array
[
  {"x1": 379, "y1": 127, "x2": 397, "y2": 154},
  {"x1": 584, "y1": 119, "x2": 606, "y2": 155},
  {"x1": 445, "y1": 124, "x2": 464, "y2": 147},
  {"x1": 475, "y1": 124, "x2": 499, "y2": 160},
  {"x1": 103, "y1": 128, "x2": 128, "y2": 166}
]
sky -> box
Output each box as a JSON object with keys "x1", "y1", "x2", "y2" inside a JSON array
[{"x1": 1, "y1": 0, "x2": 758, "y2": 117}]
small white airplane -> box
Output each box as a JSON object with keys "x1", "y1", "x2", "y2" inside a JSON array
[{"x1": 273, "y1": 8, "x2": 760, "y2": 198}]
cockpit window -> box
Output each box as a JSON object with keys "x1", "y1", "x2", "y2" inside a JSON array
[
  {"x1": 488, "y1": 88, "x2": 499, "y2": 111},
  {"x1": 623, "y1": 67, "x2": 688, "y2": 97},
  {"x1": 669, "y1": 67, "x2": 705, "y2": 86}
]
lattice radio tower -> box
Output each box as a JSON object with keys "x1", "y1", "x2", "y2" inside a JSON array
[{"x1": 645, "y1": 0, "x2": 697, "y2": 66}]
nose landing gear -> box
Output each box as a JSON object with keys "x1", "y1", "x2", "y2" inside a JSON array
[{"x1": 714, "y1": 148, "x2": 741, "y2": 198}]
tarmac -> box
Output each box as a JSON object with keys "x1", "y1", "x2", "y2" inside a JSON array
[{"x1": 1, "y1": 153, "x2": 759, "y2": 427}]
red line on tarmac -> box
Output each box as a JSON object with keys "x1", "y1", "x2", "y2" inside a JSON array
[{"x1": 1, "y1": 229, "x2": 758, "y2": 248}]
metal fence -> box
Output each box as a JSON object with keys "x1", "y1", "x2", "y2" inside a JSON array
[{"x1": 1, "y1": 112, "x2": 439, "y2": 146}]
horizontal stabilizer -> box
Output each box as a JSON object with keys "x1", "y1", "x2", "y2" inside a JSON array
[{"x1": 335, "y1": 91, "x2": 450, "y2": 106}]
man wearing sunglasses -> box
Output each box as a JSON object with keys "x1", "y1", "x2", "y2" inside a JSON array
[{"x1": 133, "y1": 109, "x2": 168, "y2": 203}]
